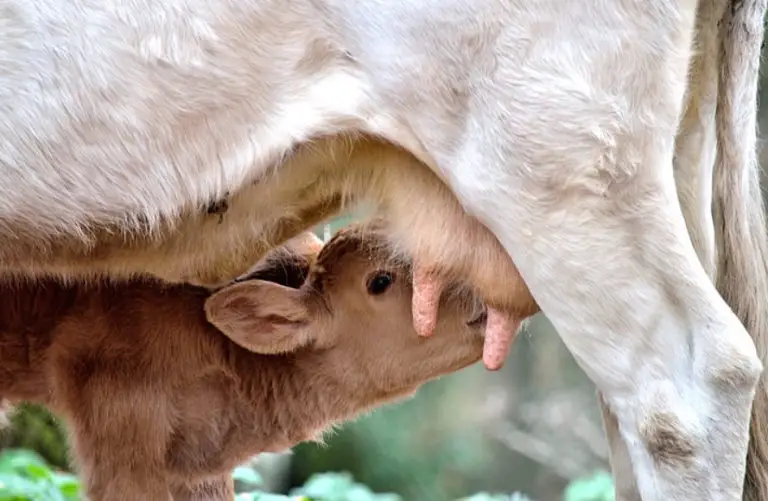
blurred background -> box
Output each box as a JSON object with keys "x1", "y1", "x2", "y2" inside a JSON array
[{"x1": 4, "y1": 42, "x2": 768, "y2": 501}]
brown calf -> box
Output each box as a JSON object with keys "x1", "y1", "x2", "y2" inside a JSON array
[{"x1": 0, "y1": 221, "x2": 490, "y2": 501}]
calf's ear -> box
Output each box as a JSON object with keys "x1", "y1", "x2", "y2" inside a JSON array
[
  {"x1": 284, "y1": 231, "x2": 324, "y2": 261},
  {"x1": 204, "y1": 280, "x2": 314, "y2": 354}
]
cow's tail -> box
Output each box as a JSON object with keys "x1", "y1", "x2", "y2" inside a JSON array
[{"x1": 713, "y1": 0, "x2": 768, "y2": 499}]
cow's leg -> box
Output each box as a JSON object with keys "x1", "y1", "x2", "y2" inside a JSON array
[
  {"x1": 601, "y1": 2, "x2": 730, "y2": 498},
  {"x1": 438, "y1": 132, "x2": 760, "y2": 499},
  {"x1": 446, "y1": 156, "x2": 760, "y2": 499},
  {"x1": 598, "y1": 392, "x2": 641, "y2": 501}
]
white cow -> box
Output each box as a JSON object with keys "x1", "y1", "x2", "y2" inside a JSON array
[{"x1": 0, "y1": 0, "x2": 765, "y2": 499}]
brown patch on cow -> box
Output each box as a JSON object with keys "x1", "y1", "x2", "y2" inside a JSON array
[
  {"x1": 707, "y1": 354, "x2": 763, "y2": 392},
  {"x1": 641, "y1": 412, "x2": 696, "y2": 468}
]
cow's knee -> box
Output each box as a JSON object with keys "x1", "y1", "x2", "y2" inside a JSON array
[{"x1": 704, "y1": 319, "x2": 763, "y2": 393}]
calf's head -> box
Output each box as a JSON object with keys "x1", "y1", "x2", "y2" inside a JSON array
[{"x1": 204, "y1": 219, "x2": 486, "y2": 396}]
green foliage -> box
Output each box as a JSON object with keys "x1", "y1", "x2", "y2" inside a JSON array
[
  {"x1": 290, "y1": 370, "x2": 498, "y2": 501},
  {"x1": 289, "y1": 472, "x2": 401, "y2": 501},
  {"x1": 562, "y1": 471, "x2": 615, "y2": 501},
  {"x1": 0, "y1": 448, "x2": 615, "y2": 501},
  {"x1": 0, "y1": 449, "x2": 80, "y2": 501},
  {"x1": 457, "y1": 494, "x2": 532, "y2": 501},
  {"x1": 0, "y1": 405, "x2": 69, "y2": 471}
]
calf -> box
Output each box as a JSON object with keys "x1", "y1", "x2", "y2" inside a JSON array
[{"x1": 0, "y1": 221, "x2": 491, "y2": 501}]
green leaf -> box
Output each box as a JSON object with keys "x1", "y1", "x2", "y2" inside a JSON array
[
  {"x1": 52, "y1": 473, "x2": 81, "y2": 501},
  {"x1": 18, "y1": 465, "x2": 51, "y2": 482},
  {"x1": 291, "y1": 472, "x2": 400, "y2": 501},
  {"x1": 0, "y1": 473, "x2": 43, "y2": 501},
  {"x1": 0, "y1": 471, "x2": 41, "y2": 495},
  {"x1": 0, "y1": 450, "x2": 50, "y2": 476},
  {"x1": 0, "y1": 450, "x2": 80, "y2": 501},
  {"x1": 563, "y1": 472, "x2": 615, "y2": 501}
]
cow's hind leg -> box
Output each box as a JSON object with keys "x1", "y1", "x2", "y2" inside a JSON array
[
  {"x1": 439, "y1": 123, "x2": 761, "y2": 500},
  {"x1": 594, "y1": 3, "x2": 733, "y2": 498}
]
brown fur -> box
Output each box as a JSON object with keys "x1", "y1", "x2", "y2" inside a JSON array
[
  {"x1": 0, "y1": 220, "x2": 493, "y2": 501},
  {"x1": 641, "y1": 412, "x2": 697, "y2": 469}
]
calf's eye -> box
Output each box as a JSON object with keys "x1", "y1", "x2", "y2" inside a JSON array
[{"x1": 367, "y1": 272, "x2": 394, "y2": 295}]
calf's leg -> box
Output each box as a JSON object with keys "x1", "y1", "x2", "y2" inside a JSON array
[
  {"x1": 170, "y1": 475, "x2": 235, "y2": 501},
  {"x1": 56, "y1": 374, "x2": 174, "y2": 501},
  {"x1": 69, "y1": 428, "x2": 173, "y2": 501}
]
